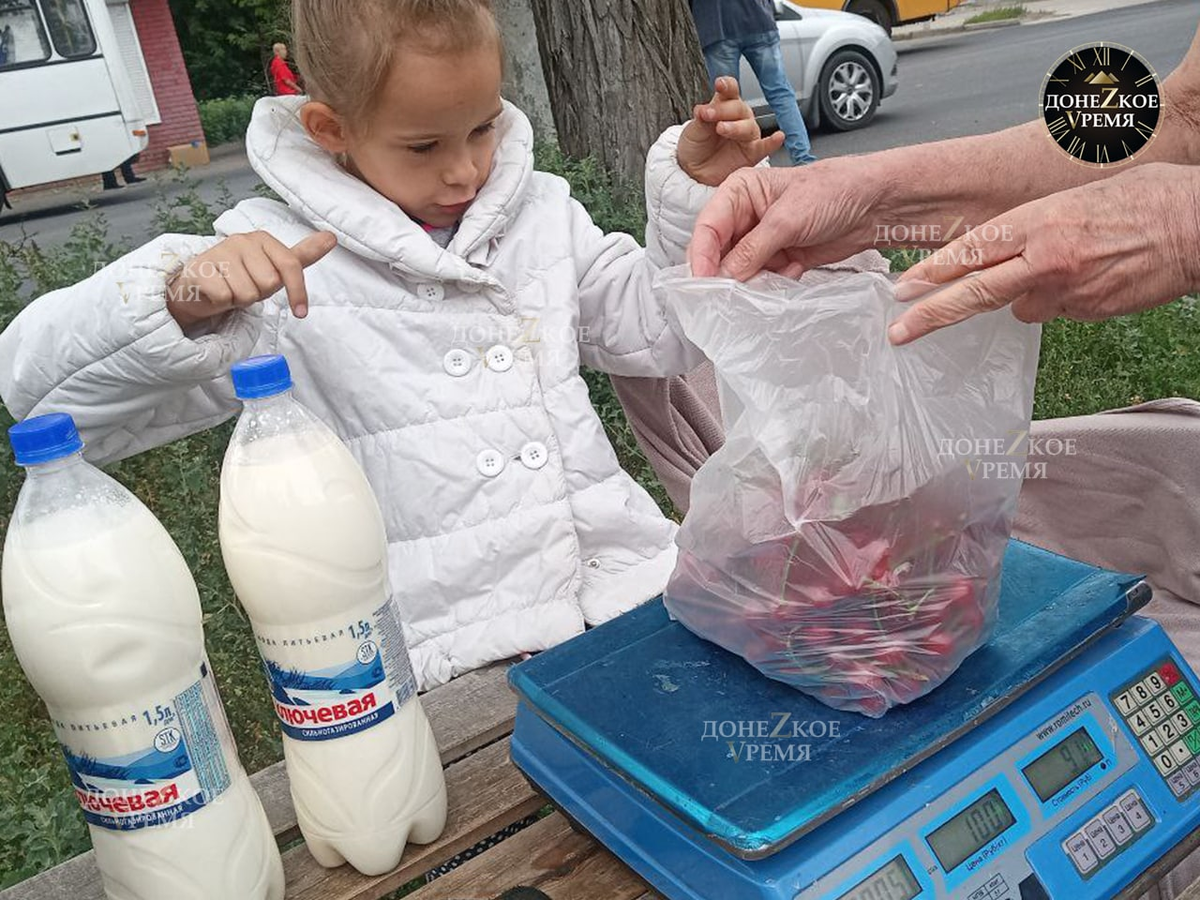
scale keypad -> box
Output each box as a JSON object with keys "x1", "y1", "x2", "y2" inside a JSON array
[
  {"x1": 1061, "y1": 789, "x2": 1154, "y2": 877},
  {"x1": 1111, "y1": 658, "x2": 1200, "y2": 799}
]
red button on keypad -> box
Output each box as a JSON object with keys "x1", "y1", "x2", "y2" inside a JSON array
[{"x1": 1161, "y1": 662, "x2": 1183, "y2": 686}]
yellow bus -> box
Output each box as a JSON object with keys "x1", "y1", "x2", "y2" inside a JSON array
[{"x1": 802, "y1": 0, "x2": 965, "y2": 33}]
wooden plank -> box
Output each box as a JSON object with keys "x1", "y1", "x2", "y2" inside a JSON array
[
  {"x1": 1, "y1": 662, "x2": 518, "y2": 900},
  {"x1": 1116, "y1": 825, "x2": 1200, "y2": 900},
  {"x1": 263, "y1": 661, "x2": 518, "y2": 843},
  {"x1": 282, "y1": 738, "x2": 544, "y2": 900},
  {"x1": 423, "y1": 661, "x2": 520, "y2": 763},
  {"x1": 0, "y1": 861, "x2": 105, "y2": 900},
  {"x1": 408, "y1": 813, "x2": 653, "y2": 900},
  {"x1": 256, "y1": 759, "x2": 301, "y2": 842}
]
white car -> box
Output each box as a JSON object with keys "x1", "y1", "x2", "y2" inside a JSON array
[{"x1": 738, "y1": 0, "x2": 899, "y2": 132}]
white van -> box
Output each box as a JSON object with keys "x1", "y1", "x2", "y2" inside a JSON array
[{"x1": 0, "y1": 0, "x2": 150, "y2": 207}]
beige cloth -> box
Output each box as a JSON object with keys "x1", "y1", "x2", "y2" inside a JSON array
[
  {"x1": 614, "y1": 289, "x2": 1200, "y2": 896},
  {"x1": 610, "y1": 360, "x2": 724, "y2": 514},
  {"x1": 1014, "y1": 398, "x2": 1200, "y2": 900}
]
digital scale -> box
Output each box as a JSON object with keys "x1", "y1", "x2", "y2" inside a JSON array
[{"x1": 509, "y1": 541, "x2": 1200, "y2": 900}]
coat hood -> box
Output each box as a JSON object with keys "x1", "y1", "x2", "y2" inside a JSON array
[{"x1": 243, "y1": 94, "x2": 535, "y2": 285}]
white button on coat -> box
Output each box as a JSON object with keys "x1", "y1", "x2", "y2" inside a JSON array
[
  {"x1": 417, "y1": 283, "x2": 445, "y2": 302},
  {"x1": 443, "y1": 349, "x2": 473, "y2": 377},
  {"x1": 520, "y1": 441, "x2": 549, "y2": 470},
  {"x1": 485, "y1": 345, "x2": 514, "y2": 372},
  {"x1": 476, "y1": 448, "x2": 506, "y2": 477}
]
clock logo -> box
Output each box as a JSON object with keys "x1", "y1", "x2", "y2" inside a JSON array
[{"x1": 1041, "y1": 43, "x2": 1160, "y2": 167}]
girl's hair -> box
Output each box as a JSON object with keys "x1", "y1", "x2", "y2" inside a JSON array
[{"x1": 292, "y1": 0, "x2": 501, "y2": 131}]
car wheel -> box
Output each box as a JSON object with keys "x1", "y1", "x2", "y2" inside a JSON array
[
  {"x1": 818, "y1": 49, "x2": 880, "y2": 132},
  {"x1": 847, "y1": 0, "x2": 892, "y2": 33}
]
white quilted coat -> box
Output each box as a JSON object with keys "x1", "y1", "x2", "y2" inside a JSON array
[{"x1": 0, "y1": 97, "x2": 715, "y2": 690}]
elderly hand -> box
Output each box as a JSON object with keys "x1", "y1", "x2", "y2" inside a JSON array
[
  {"x1": 889, "y1": 163, "x2": 1200, "y2": 344},
  {"x1": 686, "y1": 157, "x2": 887, "y2": 277}
]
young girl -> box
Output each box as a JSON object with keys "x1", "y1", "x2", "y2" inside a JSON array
[{"x1": 0, "y1": 0, "x2": 782, "y2": 691}]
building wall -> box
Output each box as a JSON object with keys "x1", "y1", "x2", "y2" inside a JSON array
[{"x1": 128, "y1": 0, "x2": 204, "y2": 170}]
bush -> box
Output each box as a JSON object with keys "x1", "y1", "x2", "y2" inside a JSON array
[
  {"x1": 168, "y1": 0, "x2": 288, "y2": 101},
  {"x1": 198, "y1": 95, "x2": 259, "y2": 147},
  {"x1": 535, "y1": 143, "x2": 647, "y2": 238}
]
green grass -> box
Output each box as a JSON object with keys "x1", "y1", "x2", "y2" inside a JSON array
[
  {"x1": 964, "y1": 5, "x2": 1025, "y2": 25},
  {"x1": 1, "y1": 158, "x2": 1198, "y2": 886},
  {"x1": 878, "y1": 249, "x2": 1200, "y2": 419}
]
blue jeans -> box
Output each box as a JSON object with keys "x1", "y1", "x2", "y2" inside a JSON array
[{"x1": 704, "y1": 32, "x2": 816, "y2": 165}]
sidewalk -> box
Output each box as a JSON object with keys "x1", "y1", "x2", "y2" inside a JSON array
[
  {"x1": 893, "y1": 0, "x2": 1167, "y2": 41},
  {"x1": 2, "y1": 140, "x2": 251, "y2": 221}
]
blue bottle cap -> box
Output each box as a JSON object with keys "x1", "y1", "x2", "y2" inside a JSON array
[
  {"x1": 231, "y1": 355, "x2": 293, "y2": 400},
  {"x1": 8, "y1": 413, "x2": 85, "y2": 466}
]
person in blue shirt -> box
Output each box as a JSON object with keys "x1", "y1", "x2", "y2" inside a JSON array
[{"x1": 689, "y1": 0, "x2": 816, "y2": 165}]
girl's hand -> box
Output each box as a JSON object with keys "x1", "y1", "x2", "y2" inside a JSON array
[
  {"x1": 166, "y1": 231, "x2": 337, "y2": 329},
  {"x1": 677, "y1": 77, "x2": 786, "y2": 187}
]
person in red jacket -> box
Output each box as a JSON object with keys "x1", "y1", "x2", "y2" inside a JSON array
[{"x1": 269, "y1": 42, "x2": 301, "y2": 95}]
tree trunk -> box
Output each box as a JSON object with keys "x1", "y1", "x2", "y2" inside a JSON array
[
  {"x1": 495, "y1": 0, "x2": 557, "y2": 143},
  {"x1": 528, "y1": 0, "x2": 708, "y2": 183}
]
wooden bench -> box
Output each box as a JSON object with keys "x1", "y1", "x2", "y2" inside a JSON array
[
  {"x1": 2, "y1": 659, "x2": 1197, "y2": 900},
  {"x1": 0, "y1": 661, "x2": 659, "y2": 900}
]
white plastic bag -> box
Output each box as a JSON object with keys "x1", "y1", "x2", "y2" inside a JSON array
[{"x1": 659, "y1": 263, "x2": 1041, "y2": 717}]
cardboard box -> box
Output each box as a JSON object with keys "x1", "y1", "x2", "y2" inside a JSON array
[{"x1": 168, "y1": 140, "x2": 210, "y2": 170}]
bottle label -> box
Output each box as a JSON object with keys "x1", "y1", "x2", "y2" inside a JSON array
[
  {"x1": 54, "y1": 661, "x2": 234, "y2": 831},
  {"x1": 256, "y1": 597, "x2": 418, "y2": 742}
]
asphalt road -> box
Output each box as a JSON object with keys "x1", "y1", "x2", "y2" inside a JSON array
[
  {"x1": 811, "y1": 0, "x2": 1198, "y2": 157},
  {"x1": 2, "y1": 0, "x2": 1197, "y2": 253},
  {"x1": 0, "y1": 149, "x2": 265, "y2": 255}
]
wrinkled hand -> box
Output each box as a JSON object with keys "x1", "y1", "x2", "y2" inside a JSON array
[
  {"x1": 686, "y1": 156, "x2": 884, "y2": 278},
  {"x1": 889, "y1": 163, "x2": 1200, "y2": 344},
  {"x1": 166, "y1": 231, "x2": 337, "y2": 329},
  {"x1": 677, "y1": 77, "x2": 786, "y2": 188}
]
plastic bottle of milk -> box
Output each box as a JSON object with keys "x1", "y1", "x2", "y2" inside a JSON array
[
  {"x1": 218, "y1": 355, "x2": 447, "y2": 876},
  {"x1": 2, "y1": 413, "x2": 284, "y2": 900}
]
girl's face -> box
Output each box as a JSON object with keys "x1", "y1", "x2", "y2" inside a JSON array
[{"x1": 342, "y1": 44, "x2": 504, "y2": 229}]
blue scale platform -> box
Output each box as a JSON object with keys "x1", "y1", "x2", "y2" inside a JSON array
[{"x1": 508, "y1": 540, "x2": 1151, "y2": 860}]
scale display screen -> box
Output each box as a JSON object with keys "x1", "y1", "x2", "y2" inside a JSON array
[
  {"x1": 926, "y1": 789, "x2": 1016, "y2": 873},
  {"x1": 1021, "y1": 727, "x2": 1103, "y2": 802},
  {"x1": 835, "y1": 855, "x2": 922, "y2": 900}
]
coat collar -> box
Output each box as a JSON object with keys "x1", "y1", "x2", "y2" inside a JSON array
[{"x1": 243, "y1": 95, "x2": 535, "y2": 285}]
